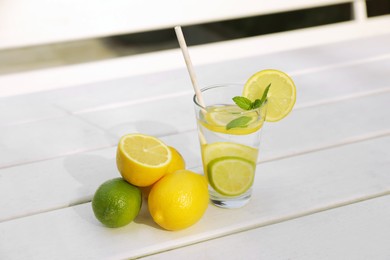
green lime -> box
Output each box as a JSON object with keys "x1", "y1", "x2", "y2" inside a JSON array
[
  {"x1": 92, "y1": 178, "x2": 142, "y2": 228},
  {"x1": 207, "y1": 157, "x2": 255, "y2": 196}
]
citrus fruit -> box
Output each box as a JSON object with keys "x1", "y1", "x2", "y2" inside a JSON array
[
  {"x1": 207, "y1": 157, "x2": 255, "y2": 196},
  {"x1": 243, "y1": 69, "x2": 296, "y2": 122},
  {"x1": 201, "y1": 105, "x2": 265, "y2": 135},
  {"x1": 202, "y1": 142, "x2": 258, "y2": 166},
  {"x1": 116, "y1": 133, "x2": 172, "y2": 187},
  {"x1": 92, "y1": 178, "x2": 142, "y2": 228},
  {"x1": 140, "y1": 146, "x2": 185, "y2": 199},
  {"x1": 166, "y1": 146, "x2": 186, "y2": 174},
  {"x1": 148, "y1": 170, "x2": 209, "y2": 231}
]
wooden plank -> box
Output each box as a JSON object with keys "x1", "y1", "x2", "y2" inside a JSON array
[
  {"x1": 0, "y1": 135, "x2": 389, "y2": 259},
  {"x1": 0, "y1": 116, "x2": 116, "y2": 168},
  {"x1": 0, "y1": 0, "x2": 355, "y2": 49},
  {"x1": 260, "y1": 90, "x2": 390, "y2": 161},
  {"x1": 142, "y1": 195, "x2": 390, "y2": 260},
  {"x1": 1, "y1": 18, "x2": 390, "y2": 98},
  {"x1": 0, "y1": 95, "x2": 68, "y2": 127}
]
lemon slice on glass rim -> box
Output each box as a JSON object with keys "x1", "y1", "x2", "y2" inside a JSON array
[{"x1": 243, "y1": 69, "x2": 296, "y2": 122}]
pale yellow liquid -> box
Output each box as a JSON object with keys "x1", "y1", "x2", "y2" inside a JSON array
[{"x1": 197, "y1": 104, "x2": 263, "y2": 206}]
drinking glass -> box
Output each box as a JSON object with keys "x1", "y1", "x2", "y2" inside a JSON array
[{"x1": 193, "y1": 84, "x2": 267, "y2": 208}]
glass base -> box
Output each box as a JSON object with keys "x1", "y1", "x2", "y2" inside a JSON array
[{"x1": 209, "y1": 188, "x2": 252, "y2": 209}]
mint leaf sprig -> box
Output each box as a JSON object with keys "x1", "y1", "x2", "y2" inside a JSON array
[
  {"x1": 226, "y1": 116, "x2": 252, "y2": 130},
  {"x1": 226, "y1": 83, "x2": 271, "y2": 130}
]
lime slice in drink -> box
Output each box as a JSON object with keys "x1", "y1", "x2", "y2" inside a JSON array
[
  {"x1": 202, "y1": 142, "x2": 258, "y2": 166},
  {"x1": 202, "y1": 105, "x2": 264, "y2": 135},
  {"x1": 208, "y1": 157, "x2": 255, "y2": 196},
  {"x1": 243, "y1": 69, "x2": 296, "y2": 122}
]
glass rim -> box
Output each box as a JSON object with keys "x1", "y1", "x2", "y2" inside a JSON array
[
  {"x1": 193, "y1": 83, "x2": 267, "y2": 111},
  {"x1": 193, "y1": 83, "x2": 242, "y2": 109}
]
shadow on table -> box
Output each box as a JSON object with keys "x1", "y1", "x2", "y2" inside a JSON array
[
  {"x1": 63, "y1": 153, "x2": 117, "y2": 193},
  {"x1": 63, "y1": 153, "x2": 116, "y2": 226},
  {"x1": 133, "y1": 199, "x2": 165, "y2": 231}
]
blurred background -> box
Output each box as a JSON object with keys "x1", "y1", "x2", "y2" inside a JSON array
[{"x1": 0, "y1": 0, "x2": 389, "y2": 75}]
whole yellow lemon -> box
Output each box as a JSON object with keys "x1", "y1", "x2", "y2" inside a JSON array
[{"x1": 148, "y1": 170, "x2": 209, "y2": 231}]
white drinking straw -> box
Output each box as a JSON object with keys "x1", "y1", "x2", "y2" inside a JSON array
[{"x1": 174, "y1": 26, "x2": 206, "y2": 107}]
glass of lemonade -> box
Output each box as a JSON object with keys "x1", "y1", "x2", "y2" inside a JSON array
[{"x1": 193, "y1": 83, "x2": 267, "y2": 209}]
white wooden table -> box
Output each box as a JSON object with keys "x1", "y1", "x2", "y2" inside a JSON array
[{"x1": 1, "y1": 19, "x2": 390, "y2": 259}]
